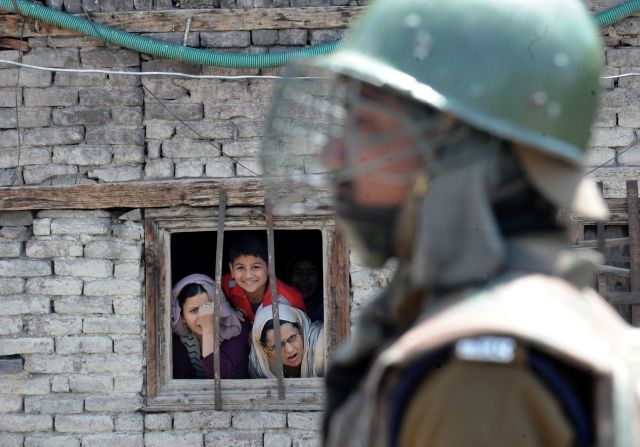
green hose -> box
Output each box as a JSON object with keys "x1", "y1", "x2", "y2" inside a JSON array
[
  {"x1": 0, "y1": 0, "x2": 341, "y2": 68},
  {"x1": 0, "y1": 0, "x2": 638, "y2": 68},
  {"x1": 595, "y1": 0, "x2": 640, "y2": 27}
]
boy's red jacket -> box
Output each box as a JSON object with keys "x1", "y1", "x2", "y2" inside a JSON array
[{"x1": 221, "y1": 272, "x2": 308, "y2": 321}]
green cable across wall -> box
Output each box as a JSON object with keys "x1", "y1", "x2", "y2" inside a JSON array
[{"x1": 0, "y1": 0, "x2": 639, "y2": 68}]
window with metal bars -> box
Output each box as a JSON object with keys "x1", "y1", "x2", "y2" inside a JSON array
[{"x1": 143, "y1": 195, "x2": 350, "y2": 411}]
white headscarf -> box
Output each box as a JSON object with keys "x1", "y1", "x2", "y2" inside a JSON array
[{"x1": 249, "y1": 300, "x2": 324, "y2": 378}]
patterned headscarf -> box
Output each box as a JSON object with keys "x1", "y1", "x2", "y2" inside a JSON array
[
  {"x1": 171, "y1": 273, "x2": 242, "y2": 340},
  {"x1": 249, "y1": 300, "x2": 324, "y2": 378}
]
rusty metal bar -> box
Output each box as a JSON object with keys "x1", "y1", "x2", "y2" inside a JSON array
[
  {"x1": 213, "y1": 189, "x2": 227, "y2": 410},
  {"x1": 626, "y1": 181, "x2": 640, "y2": 323},
  {"x1": 265, "y1": 198, "x2": 286, "y2": 399}
]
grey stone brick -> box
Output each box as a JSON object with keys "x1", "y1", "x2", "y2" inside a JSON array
[
  {"x1": 0, "y1": 259, "x2": 51, "y2": 276},
  {"x1": 291, "y1": 0, "x2": 329, "y2": 4},
  {"x1": 0, "y1": 108, "x2": 51, "y2": 128},
  {"x1": 292, "y1": 431, "x2": 321, "y2": 447},
  {"x1": 205, "y1": 158, "x2": 234, "y2": 177},
  {"x1": 310, "y1": 29, "x2": 339, "y2": 45},
  {"x1": 53, "y1": 107, "x2": 112, "y2": 126},
  {"x1": 83, "y1": 316, "x2": 140, "y2": 334},
  {"x1": 113, "y1": 374, "x2": 143, "y2": 393},
  {"x1": 607, "y1": 48, "x2": 640, "y2": 67},
  {"x1": 205, "y1": 431, "x2": 262, "y2": 447},
  {"x1": 0, "y1": 226, "x2": 29, "y2": 241},
  {"x1": 288, "y1": 412, "x2": 321, "y2": 430},
  {"x1": 84, "y1": 278, "x2": 141, "y2": 296},
  {"x1": 56, "y1": 336, "x2": 112, "y2": 355},
  {"x1": 144, "y1": 103, "x2": 204, "y2": 121},
  {"x1": 55, "y1": 258, "x2": 113, "y2": 278},
  {"x1": 3, "y1": 376, "x2": 51, "y2": 395},
  {"x1": 22, "y1": 48, "x2": 80, "y2": 68},
  {"x1": 38, "y1": 210, "x2": 111, "y2": 219},
  {"x1": 80, "y1": 88, "x2": 143, "y2": 107},
  {"x1": 591, "y1": 127, "x2": 636, "y2": 147},
  {"x1": 25, "y1": 237, "x2": 83, "y2": 258},
  {"x1": 233, "y1": 411, "x2": 286, "y2": 429},
  {"x1": 115, "y1": 413, "x2": 143, "y2": 432},
  {"x1": 23, "y1": 126, "x2": 84, "y2": 146},
  {"x1": 0, "y1": 396, "x2": 22, "y2": 412},
  {"x1": 80, "y1": 48, "x2": 140, "y2": 67},
  {"x1": 174, "y1": 121, "x2": 235, "y2": 140},
  {"x1": 265, "y1": 433, "x2": 293, "y2": 447},
  {"x1": 26, "y1": 277, "x2": 83, "y2": 296},
  {"x1": 108, "y1": 70, "x2": 142, "y2": 87},
  {"x1": 145, "y1": 413, "x2": 172, "y2": 431},
  {"x1": 235, "y1": 158, "x2": 262, "y2": 176},
  {"x1": 162, "y1": 140, "x2": 220, "y2": 158},
  {"x1": 112, "y1": 146, "x2": 145, "y2": 164},
  {"x1": 0, "y1": 296, "x2": 50, "y2": 316},
  {"x1": 25, "y1": 315, "x2": 83, "y2": 336},
  {"x1": 24, "y1": 395, "x2": 84, "y2": 414},
  {"x1": 81, "y1": 433, "x2": 143, "y2": 447},
  {"x1": 113, "y1": 296, "x2": 143, "y2": 316},
  {"x1": 0, "y1": 130, "x2": 19, "y2": 148},
  {"x1": 222, "y1": 139, "x2": 261, "y2": 157},
  {"x1": 23, "y1": 88, "x2": 78, "y2": 107},
  {"x1": 54, "y1": 71, "x2": 106, "y2": 87},
  {"x1": 55, "y1": 415, "x2": 114, "y2": 433},
  {"x1": 146, "y1": 140, "x2": 162, "y2": 158},
  {"x1": 618, "y1": 144, "x2": 640, "y2": 166},
  {"x1": 0, "y1": 240, "x2": 21, "y2": 257},
  {"x1": 0, "y1": 278, "x2": 24, "y2": 294},
  {"x1": 53, "y1": 145, "x2": 112, "y2": 165},
  {"x1": 174, "y1": 411, "x2": 231, "y2": 430},
  {"x1": 252, "y1": 30, "x2": 279, "y2": 45},
  {"x1": 600, "y1": 89, "x2": 639, "y2": 109},
  {"x1": 112, "y1": 222, "x2": 143, "y2": 240},
  {"x1": 144, "y1": 432, "x2": 203, "y2": 447},
  {"x1": 0, "y1": 316, "x2": 22, "y2": 335},
  {"x1": 175, "y1": 160, "x2": 204, "y2": 178},
  {"x1": 111, "y1": 107, "x2": 143, "y2": 126},
  {"x1": 140, "y1": 32, "x2": 199, "y2": 48},
  {"x1": 278, "y1": 29, "x2": 308, "y2": 45},
  {"x1": 14, "y1": 69, "x2": 53, "y2": 88},
  {"x1": 145, "y1": 121, "x2": 176, "y2": 140},
  {"x1": 141, "y1": 78, "x2": 190, "y2": 99},
  {"x1": 594, "y1": 109, "x2": 617, "y2": 128},
  {"x1": 33, "y1": 218, "x2": 51, "y2": 236},
  {"x1": 51, "y1": 218, "x2": 112, "y2": 236},
  {"x1": 51, "y1": 375, "x2": 70, "y2": 392},
  {"x1": 87, "y1": 166, "x2": 142, "y2": 182},
  {"x1": 0, "y1": 433, "x2": 23, "y2": 447},
  {"x1": 63, "y1": 0, "x2": 83, "y2": 12},
  {"x1": 201, "y1": 31, "x2": 251, "y2": 48},
  {"x1": 0, "y1": 147, "x2": 50, "y2": 169},
  {"x1": 54, "y1": 297, "x2": 112, "y2": 315},
  {"x1": 84, "y1": 239, "x2": 141, "y2": 259},
  {"x1": 85, "y1": 126, "x2": 145, "y2": 145},
  {"x1": 0, "y1": 210, "x2": 33, "y2": 225},
  {"x1": 23, "y1": 164, "x2": 78, "y2": 184},
  {"x1": 113, "y1": 337, "x2": 142, "y2": 354},
  {"x1": 24, "y1": 435, "x2": 80, "y2": 447},
  {"x1": 237, "y1": 121, "x2": 265, "y2": 138},
  {"x1": 0, "y1": 88, "x2": 21, "y2": 108},
  {"x1": 619, "y1": 109, "x2": 640, "y2": 128},
  {"x1": 144, "y1": 159, "x2": 174, "y2": 179},
  {"x1": 85, "y1": 395, "x2": 143, "y2": 412},
  {"x1": 69, "y1": 374, "x2": 113, "y2": 393},
  {"x1": 0, "y1": 414, "x2": 52, "y2": 432},
  {"x1": 82, "y1": 354, "x2": 142, "y2": 373},
  {"x1": 0, "y1": 337, "x2": 54, "y2": 355}
]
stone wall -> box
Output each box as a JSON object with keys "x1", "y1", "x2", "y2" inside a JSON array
[{"x1": 1, "y1": 0, "x2": 639, "y2": 446}]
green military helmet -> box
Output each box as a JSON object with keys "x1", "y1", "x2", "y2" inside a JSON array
[{"x1": 311, "y1": 0, "x2": 604, "y2": 166}]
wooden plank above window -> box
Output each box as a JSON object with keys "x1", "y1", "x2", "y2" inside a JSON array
[
  {"x1": 0, "y1": 6, "x2": 364, "y2": 37},
  {"x1": 0, "y1": 180, "x2": 266, "y2": 211}
]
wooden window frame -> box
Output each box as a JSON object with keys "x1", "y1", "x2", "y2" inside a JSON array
[{"x1": 143, "y1": 206, "x2": 350, "y2": 411}]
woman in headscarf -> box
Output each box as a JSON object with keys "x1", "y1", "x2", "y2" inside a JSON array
[
  {"x1": 249, "y1": 300, "x2": 324, "y2": 378},
  {"x1": 171, "y1": 273, "x2": 250, "y2": 379}
]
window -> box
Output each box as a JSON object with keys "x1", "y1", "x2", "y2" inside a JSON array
[{"x1": 144, "y1": 203, "x2": 350, "y2": 411}]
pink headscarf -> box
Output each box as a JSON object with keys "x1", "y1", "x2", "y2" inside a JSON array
[{"x1": 171, "y1": 273, "x2": 242, "y2": 339}]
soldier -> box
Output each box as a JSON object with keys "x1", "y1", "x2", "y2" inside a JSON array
[{"x1": 262, "y1": 0, "x2": 640, "y2": 445}]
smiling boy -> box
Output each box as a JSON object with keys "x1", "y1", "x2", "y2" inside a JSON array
[{"x1": 222, "y1": 233, "x2": 308, "y2": 321}]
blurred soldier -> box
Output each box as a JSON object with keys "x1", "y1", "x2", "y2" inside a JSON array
[{"x1": 262, "y1": 0, "x2": 640, "y2": 445}]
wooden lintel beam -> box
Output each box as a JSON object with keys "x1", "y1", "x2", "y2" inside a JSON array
[
  {"x1": 0, "y1": 180, "x2": 265, "y2": 211},
  {"x1": 0, "y1": 6, "x2": 364, "y2": 37}
]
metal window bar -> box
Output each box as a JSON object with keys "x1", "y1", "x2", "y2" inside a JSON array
[
  {"x1": 265, "y1": 198, "x2": 286, "y2": 399},
  {"x1": 213, "y1": 189, "x2": 227, "y2": 410}
]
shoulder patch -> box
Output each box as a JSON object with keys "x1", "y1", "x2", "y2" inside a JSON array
[{"x1": 455, "y1": 336, "x2": 517, "y2": 363}]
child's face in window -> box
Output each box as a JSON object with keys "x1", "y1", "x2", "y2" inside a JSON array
[
  {"x1": 290, "y1": 260, "x2": 320, "y2": 300},
  {"x1": 229, "y1": 255, "x2": 269, "y2": 301}
]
